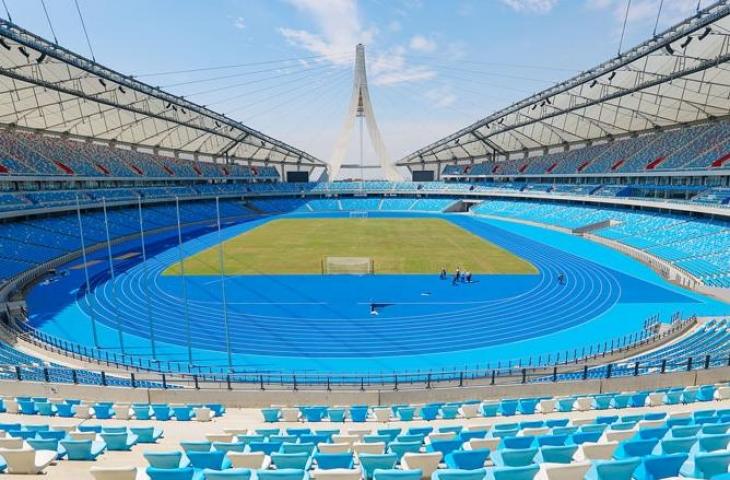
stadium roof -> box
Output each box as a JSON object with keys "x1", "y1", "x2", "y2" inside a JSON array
[
  {"x1": 399, "y1": 0, "x2": 730, "y2": 167},
  {"x1": 0, "y1": 20, "x2": 324, "y2": 167}
]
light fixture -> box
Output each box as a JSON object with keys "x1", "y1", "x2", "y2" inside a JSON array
[
  {"x1": 680, "y1": 37, "x2": 693, "y2": 49},
  {"x1": 17, "y1": 46, "x2": 29, "y2": 58},
  {"x1": 590, "y1": 80, "x2": 598, "y2": 88},
  {"x1": 607, "y1": 71, "x2": 616, "y2": 81},
  {"x1": 665, "y1": 44, "x2": 675, "y2": 55},
  {"x1": 0, "y1": 39, "x2": 10, "y2": 50},
  {"x1": 118, "y1": 86, "x2": 127, "y2": 94},
  {"x1": 35, "y1": 52, "x2": 46, "y2": 64},
  {"x1": 98, "y1": 78, "x2": 107, "y2": 88},
  {"x1": 699, "y1": 27, "x2": 711, "y2": 40}
]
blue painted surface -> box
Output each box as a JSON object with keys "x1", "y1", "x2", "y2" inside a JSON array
[{"x1": 25, "y1": 212, "x2": 728, "y2": 373}]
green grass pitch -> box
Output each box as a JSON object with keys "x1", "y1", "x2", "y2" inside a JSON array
[{"x1": 165, "y1": 218, "x2": 537, "y2": 275}]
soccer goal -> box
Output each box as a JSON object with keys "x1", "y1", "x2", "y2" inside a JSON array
[
  {"x1": 349, "y1": 211, "x2": 368, "y2": 219},
  {"x1": 322, "y1": 256, "x2": 374, "y2": 275}
]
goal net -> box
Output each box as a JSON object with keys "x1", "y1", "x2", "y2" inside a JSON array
[
  {"x1": 349, "y1": 211, "x2": 368, "y2": 218},
  {"x1": 322, "y1": 256, "x2": 374, "y2": 275}
]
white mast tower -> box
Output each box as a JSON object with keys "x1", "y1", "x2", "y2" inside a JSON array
[{"x1": 328, "y1": 44, "x2": 401, "y2": 181}]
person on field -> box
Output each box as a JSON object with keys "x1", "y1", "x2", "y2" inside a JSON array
[
  {"x1": 466, "y1": 271, "x2": 472, "y2": 283},
  {"x1": 558, "y1": 272, "x2": 566, "y2": 285},
  {"x1": 440, "y1": 267, "x2": 447, "y2": 280}
]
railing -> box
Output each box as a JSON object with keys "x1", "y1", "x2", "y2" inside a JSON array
[
  {"x1": 1, "y1": 347, "x2": 728, "y2": 391},
  {"x1": 3, "y1": 314, "x2": 703, "y2": 389}
]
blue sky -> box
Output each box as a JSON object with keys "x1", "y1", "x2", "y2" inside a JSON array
[{"x1": 2, "y1": 0, "x2": 702, "y2": 164}]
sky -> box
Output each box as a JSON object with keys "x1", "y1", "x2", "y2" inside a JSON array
[{"x1": 1, "y1": 0, "x2": 705, "y2": 169}]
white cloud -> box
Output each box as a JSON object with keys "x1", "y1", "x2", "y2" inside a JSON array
[
  {"x1": 369, "y1": 46, "x2": 437, "y2": 86},
  {"x1": 388, "y1": 20, "x2": 402, "y2": 32},
  {"x1": 500, "y1": 0, "x2": 559, "y2": 14},
  {"x1": 424, "y1": 86, "x2": 457, "y2": 108},
  {"x1": 588, "y1": 0, "x2": 697, "y2": 26},
  {"x1": 232, "y1": 16, "x2": 246, "y2": 29},
  {"x1": 409, "y1": 35, "x2": 437, "y2": 53},
  {"x1": 278, "y1": 0, "x2": 374, "y2": 65}
]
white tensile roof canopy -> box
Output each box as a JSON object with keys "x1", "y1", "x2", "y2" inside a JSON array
[
  {"x1": 0, "y1": 20, "x2": 324, "y2": 169},
  {"x1": 399, "y1": 1, "x2": 730, "y2": 167}
]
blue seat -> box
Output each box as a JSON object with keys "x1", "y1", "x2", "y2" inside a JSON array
[
  {"x1": 638, "y1": 428, "x2": 668, "y2": 440},
  {"x1": 372, "y1": 469, "x2": 422, "y2": 480},
  {"x1": 551, "y1": 427, "x2": 578, "y2": 436},
  {"x1": 0, "y1": 457, "x2": 5, "y2": 474},
  {"x1": 658, "y1": 437, "x2": 696, "y2": 454},
  {"x1": 611, "y1": 395, "x2": 630, "y2": 409},
  {"x1": 492, "y1": 448, "x2": 538, "y2": 467},
  {"x1": 133, "y1": 405, "x2": 152, "y2": 420},
  {"x1": 441, "y1": 406, "x2": 460, "y2": 420},
  {"x1": 586, "y1": 458, "x2": 641, "y2": 480},
  {"x1": 60, "y1": 439, "x2": 106, "y2": 460},
  {"x1": 378, "y1": 429, "x2": 402, "y2": 442},
  {"x1": 301, "y1": 434, "x2": 329, "y2": 445},
  {"x1": 545, "y1": 419, "x2": 569, "y2": 428},
  {"x1": 94, "y1": 404, "x2": 114, "y2": 419},
  {"x1": 100, "y1": 431, "x2": 138, "y2": 451},
  {"x1": 444, "y1": 449, "x2": 490, "y2": 470},
  {"x1": 256, "y1": 469, "x2": 306, "y2": 480},
  {"x1": 146, "y1": 467, "x2": 195, "y2": 480},
  {"x1": 500, "y1": 400, "x2": 518, "y2": 417},
  {"x1": 271, "y1": 452, "x2": 312, "y2": 470},
  {"x1": 388, "y1": 441, "x2": 422, "y2": 461},
  {"x1": 203, "y1": 468, "x2": 252, "y2": 480},
  {"x1": 206, "y1": 404, "x2": 225, "y2": 417},
  {"x1": 26, "y1": 438, "x2": 66, "y2": 459},
  {"x1": 556, "y1": 398, "x2": 574, "y2": 412},
  {"x1": 663, "y1": 391, "x2": 682, "y2": 405},
  {"x1": 682, "y1": 389, "x2": 698, "y2": 404},
  {"x1": 327, "y1": 408, "x2": 345, "y2": 422},
  {"x1": 131, "y1": 426, "x2": 164, "y2": 443},
  {"x1": 480, "y1": 404, "x2": 498, "y2": 417},
  {"x1": 488, "y1": 464, "x2": 539, "y2": 480},
  {"x1": 314, "y1": 452, "x2": 353, "y2": 469},
  {"x1": 703, "y1": 422, "x2": 730, "y2": 435},
  {"x1": 18, "y1": 400, "x2": 37, "y2": 415},
  {"x1": 536, "y1": 445, "x2": 577, "y2": 464},
  {"x1": 634, "y1": 453, "x2": 688, "y2": 480},
  {"x1": 302, "y1": 407, "x2": 325, "y2": 422},
  {"x1": 364, "y1": 434, "x2": 391, "y2": 445},
  {"x1": 359, "y1": 453, "x2": 398, "y2": 480},
  {"x1": 432, "y1": 468, "x2": 487, "y2": 480},
  {"x1": 517, "y1": 399, "x2": 537, "y2": 415},
  {"x1": 36, "y1": 402, "x2": 55, "y2": 416},
  {"x1": 248, "y1": 441, "x2": 281, "y2": 455},
  {"x1": 186, "y1": 451, "x2": 231, "y2": 471},
  {"x1": 271, "y1": 435, "x2": 297, "y2": 444},
  {"x1": 592, "y1": 396, "x2": 613, "y2": 410},
  {"x1": 460, "y1": 431, "x2": 487, "y2": 442},
  {"x1": 238, "y1": 435, "x2": 265, "y2": 446},
  {"x1": 79, "y1": 425, "x2": 102, "y2": 433},
  {"x1": 502, "y1": 437, "x2": 534, "y2": 449},
  {"x1": 9, "y1": 430, "x2": 37, "y2": 440},
  {"x1": 408, "y1": 427, "x2": 433, "y2": 436},
  {"x1": 255, "y1": 429, "x2": 279, "y2": 439},
  {"x1": 698, "y1": 433, "x2": 730, "y2": 452},
  {"x1": 680, "y1": 450, "x2": 730, "y2": 478},
  {"x1": 536, "y1": 435, "x2": 567, "y2": 447},
  {"x1": 614, "y1": 439, "x2": 658, "y2": 459},
  {"x1": 262, "y1": 408, "x2": 280, "y2": 423},
  {"x1": 668, "y1": 425, "x2": 701, "y2": 438},
  {"x1": 281, "y1": 442, "x2": 315, "y2": 455},
  {"x1": 55, "y1": 404, "x2": 74, "y2": 417},
  {"x1": 629, "y1": 393, "x2": 648, "y2": 408},
  {"x1": 427, "y1": 439, "x2": 462, "y2": 456},
  {"x1": 144, "y1": 451, "x2": 190, "y2": 469},
  {"x1": 596, "y1": 416, "x2": 619, "y2": 425},
  {"x1": 351, "y1": 407, "x2": 369, "y2": 422},
  {"x1": 38, "y1": 430, "x2": 66, "y2": 441},
  {"x1": 173, "y1": 406, "x2": 193, "y2": 421},
  {"x1": 420, "y1": 406, "x2": 439, "y2": 421},
  {"x1": 570, "y1": 432, "x2": 602, "y2": 445},
  {"x1": 153, "y1": 405, "x2": 173, "y2": 421}
]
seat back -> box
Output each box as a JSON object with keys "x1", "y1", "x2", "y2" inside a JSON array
[
  {"x1": 434, "y1": 468, "x2": 487, "y2": 480},
  {"x1": 314, "y1": 452, "x2": 354, "y2": 469},
  {"x1": 201, "y1": 468, "x2": 252, "y2": 480},
  {"x1": 359, "y1": 453, "x2": 398, "y2": 479},
  {"x1": 145, "y1": 467, "x2": 195, "y2": 480},
  {"x1": 89, "y1": 466, "x2": 138, "y2": 480},
  {"x1": 0, "y1": 448, "x2": 36, "y2": 472},
  {"x1": 186, "y1": 450, "x2": 227, "y2": 470},
  {"x1": 594, "y1": 458, "x2": 640, "y2": 480},
  {"x1": 447, "y1": 449, "x2": 489, "y2": 470},
  {"x1": 539, "y1": 445, "x2": 577, "y2": 464},
  {"x1": 271, "y1": 452, "x2": 311, "y2": 470},
  {"x1": 228, "y1": 452, "x2": 267, "y2": 469},
  {"x1": 372, "y1": 469, "x2": 422, "y2": 480},
  {"x1": 144, "y1": 451, "x2": 183, "y2": 469},
  {"x1": 540, "y1": 462, "x2": 590, "y2": 480},
  {"x1": 641, "y1": 453, "x2": 688, "y2": 479},
  {"x1": 693, "y1": 451, "x2": 730, "y2": 478},
  {"x1": 491, "y1": 464, "x2": 540, "y2": 480},
  {"x1": 256, "y1": 469, "x2": 306, "y2": 480},
  {"x1": 60, "y1": 439, "x2": 92, "y2": 459}
]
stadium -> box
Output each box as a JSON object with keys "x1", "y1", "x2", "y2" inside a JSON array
[{"x1": 0, "y1": 1, "x2": 730, "y2": 479}]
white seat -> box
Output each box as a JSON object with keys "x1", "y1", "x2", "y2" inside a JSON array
[
  {"x1": 280, "y1": 408, "x2": 300, "y2": 422},
  {"x1": 205, "y1": 433, "x2": 233, "y2": 443},
  {"x1": 0, "y1": 438, "x2": 24, "y2": 449},
  {"x1": 401, "y1": 452, "x2": 442, "y2": 479},
  {"x1": 575, "y1": 441, "x2": 618, "y2": 461},
  {"x1": 573, "y1": 397, "x2": 592, "y2": 412},
  {"x1": 668, "y1": 411, "x2": 692, "y2": 420},
  {"x1": 90, "y1": 466, "x2": 140, "y2": 480},
  {"x1": 536, "y1": 399, "x2": 555, "y2": 414},
  {"x1": 353, "y1": 442, "x2": 385, "y2": 455},
  {"x1": 318, "y1": 443, "x2": 351, "y2": 453},
  {"x1": 0, "y1": 447, "x2": 56, "y2": 474},
  {"x1": 536, "y1": 462, "x2": 591, "y2": 480},
  {"x1": 4, "y1": 399, "x2": 19, "y2": 414},
  {"x1": 69, "y1": 431, "x2": 97, "y2": 441},
  {"x1": 332, "y1": 435, "x2": 358, "y2": 445},
  {"x1": 601, "y1": 430, "x2": 635, "y2": 443},
  {"x1": 466, "y1": 423, "x2": 492, "y2": 432},
  {"x1": 347, "y1": 429, "x2": 371, "y2": 440},
  {"x1": 465, "y1": 438, "x2": 500, "y2": 451},
  {"x1": 460, "y1": 404, "x2": 479, "y2": 419},
  {"x1": 113, "y1": 404, "x2": 132, "y2": 420},
  {"x1": 521, "y1": 427, "x2": 550, "y2": 437},
  {"x1": 715, "y1": 386, "x2": 730, "y2": 400},
  {"x1": 52, "y1": 425, "x2": 75, "y2": 433},
  {"x1": 571, "y1": 418, "x2": 593, "y2": 426},
  {"x1": 74, "y1": 404, "x2": 93, "y2": 419},
  {"x1": 228, "y1": 451, "x2": 271, "y2": 469},
  {"x1": 224, "y1": 428, "x2": 248, "y2": 436},
  {"x1": 426, "y1": 432, "x2": 455, "y2": 443},
  {"x1": 312, "y1": 468, "x2": 363, "y2": 480},
  {"x1": 373, "y1": 408, "x2": 391, "y2": 423},
  {"x1": 646, "y1": 392, "x2": 664, "y2": 406},
  {"x1": 194, "y1": 407, "x2": 213, "y2": 422}
]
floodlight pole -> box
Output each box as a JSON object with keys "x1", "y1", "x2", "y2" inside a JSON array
[
  {"x1": 174, "y1": 196, "x2": 194, "y2": 367},
  {"x1": 102, "y1": 197, "x2": 125, "y2": 355},
  {"x1": 216, "y1": 197, "x2": 234, "y2": 372},
  {"x1": 137, "y1": 195, "x2": 157, "y2": 361},
  {"x1": 75, "y1": 195, "x2": 99, "y2": 348}
]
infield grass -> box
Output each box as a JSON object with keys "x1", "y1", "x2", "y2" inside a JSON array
[{"x1": 164, "y1": 218, "x2": 536, "y2": 275}]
